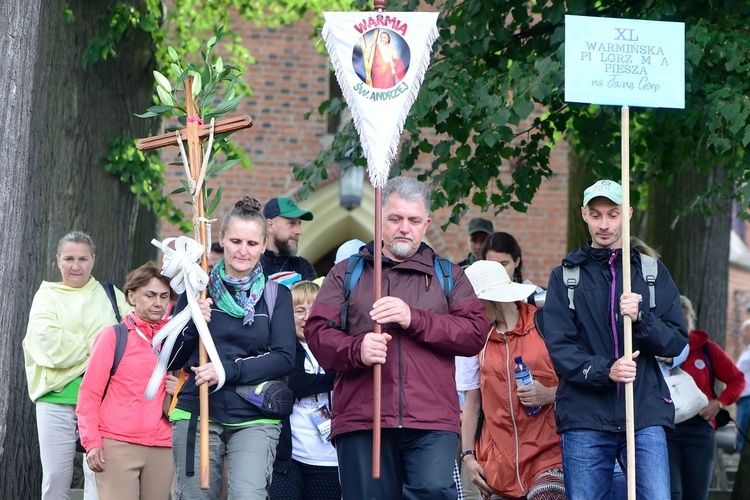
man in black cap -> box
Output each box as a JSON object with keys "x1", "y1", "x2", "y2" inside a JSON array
[
  {"x1": 262, "y1": 197, "x2": 317, "y2": 281},
  {"x1": 458, "y1": 218, "x2": 494, "y2": 268}
]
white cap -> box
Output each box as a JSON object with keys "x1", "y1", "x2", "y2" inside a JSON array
[
  {"x1": 465, "y1": 260, "x2": 537, "y2": 303},
  {"x1": 335, "y1": 239, "x2": 366, "y2": 264}
]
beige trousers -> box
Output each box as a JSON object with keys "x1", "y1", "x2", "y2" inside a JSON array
[{"x1": 95, "y1": 438, "x2": 173, "y2": 500}]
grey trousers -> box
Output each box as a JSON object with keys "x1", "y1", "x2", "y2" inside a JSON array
[{"x1": 172, "y1": 419, "x2": 281, "y2": 500}]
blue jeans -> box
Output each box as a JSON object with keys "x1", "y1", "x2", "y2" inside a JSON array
[
  {"x1": 561, "y1": 426, "x2": 670, "y2": 500},
  {"x1": 736, "y1": 396, "x2": 750, "y2": 452}
]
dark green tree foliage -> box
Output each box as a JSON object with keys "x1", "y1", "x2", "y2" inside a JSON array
[{"x1": 298, "y1": 0, "x2": 750, "y2": 226}]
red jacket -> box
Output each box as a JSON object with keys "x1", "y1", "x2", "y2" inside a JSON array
[
  {"x1": 305, "y1": 243, "x2": 489, "y2": 438},
  {"x1": 477, "y1": 302, "x2": 561, "y2": 498},
  {"x1": 76, "y1": 313, "x2": 171, "y2": 450},
  {"x1": 681, "y1": 329, "x2": 745, "y2": 427}
]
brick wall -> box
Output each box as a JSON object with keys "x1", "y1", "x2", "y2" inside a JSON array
[
  {"x1": 159, "y1": 15, "x2": 747, "y2": 347},
  {"x1": 160, "y1": 15, "x2": 571, "y2": 286}
]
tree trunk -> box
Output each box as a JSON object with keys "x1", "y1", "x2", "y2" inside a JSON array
[
  {"x1": 646, "y1": 165, "x2": 731, "y2": 347},
  {"x1": 566, "y1": 149, "x2": 591, "y2": 252},
  {"x1": 0, "y1": 1, "x2": 159, "y2": 496}
]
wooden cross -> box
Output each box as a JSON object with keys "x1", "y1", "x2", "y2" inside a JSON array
[{"x1": 137, "y1": 76, "x2": 252, "y2": 489}]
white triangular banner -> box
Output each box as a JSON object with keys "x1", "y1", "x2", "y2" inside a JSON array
[{"x1": 323, "y1": 12, "x2": 439, "y2": 188}]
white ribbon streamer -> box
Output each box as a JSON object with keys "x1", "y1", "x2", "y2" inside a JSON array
[{"x1": 144, "y1": 236, "x2": 226, "y2": 399}]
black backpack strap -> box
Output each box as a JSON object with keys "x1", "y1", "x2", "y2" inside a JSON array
[
  {"x1": 701, "y1": 343, "x2": 717, "y2": 399},
  {"x1": 533, "y1": 308, "x2": 546, "y2": 341},
  {"x1": 340, "y1": 255, "x2": 365, "y2": 330},
  {"x1": 101, "y1": 281, "x2": 122, "y2": 323},
  {"x1": 185, "y1": 398, "x2": 200, "y2": 476},
  {"x1": 102, "y1": 323, "x2": 128, "y2": 401},
  {"x1": 111, "y1": 323, "x2": 128, "y2": 376}
]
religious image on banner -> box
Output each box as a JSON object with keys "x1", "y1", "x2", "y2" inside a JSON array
[
  {"x1": 353, "y1": 29, "x2": 410, "y2": 89},
  {"x1": 324, "y1": 12, "x2": 439, "y2": 187}
]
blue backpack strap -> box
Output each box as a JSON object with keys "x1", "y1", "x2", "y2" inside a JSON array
[
  {"x1": 339, "y1": 253, "x2": 453, "y2": 330},
  {"x1": 433, "y1": 255, "x2": 453, "y2": 299},
  {"x1": 340, "y1": 255, "x2": 366, "y2": 330}
]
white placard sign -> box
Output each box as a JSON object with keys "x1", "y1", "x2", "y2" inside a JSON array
[{"x1": 565, "y1": 15, "x2": 684, "y2": 109}]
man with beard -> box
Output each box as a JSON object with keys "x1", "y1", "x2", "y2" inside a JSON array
[
  {"x1": 262, "y1": 197, "x2": 317, "y2": 281},
  {"x1": 305, "y1": 176, "x2": 489, "y2": 499},
  {"x1": 457, "y1": 217, "x2": 493, "y2": 268}
]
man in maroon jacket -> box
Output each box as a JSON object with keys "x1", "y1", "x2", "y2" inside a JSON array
[{"x1": 305, "y1": 176, "x2": 489, "y2": 499}]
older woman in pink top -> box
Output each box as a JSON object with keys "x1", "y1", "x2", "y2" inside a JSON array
[{"x1": 76, "y1": 262, "x2": 176, "y2": 499}]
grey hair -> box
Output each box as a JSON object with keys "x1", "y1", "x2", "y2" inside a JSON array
[
  {"x1": 680, "y1": 295, "x2": 696, "y2": 331},
  {"x1": 382, "y1": 177, "x2": 431, "y2": 216},
  {"x1": 57, "y1": 231, "x2": 96, "y2": 256}
]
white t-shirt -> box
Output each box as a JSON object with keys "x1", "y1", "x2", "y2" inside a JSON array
[
  {"x1": 455, "y1": 355, "x2": 481, "y2": 391},
  {"x1": 737, "y1": 345, "x2": 750, "y2": 399},
  {"x1": 290, "y1": 343, "x2": 338, "y2": 466}
]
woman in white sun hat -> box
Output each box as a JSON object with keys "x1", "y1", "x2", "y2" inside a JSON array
[{"x1": 457, "y1": 260, "x2": 565, "y2": 500}]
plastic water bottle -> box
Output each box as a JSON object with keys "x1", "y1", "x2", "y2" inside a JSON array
[{"x1": 514, "y1": 356, "x2": 541, "y2": 416}]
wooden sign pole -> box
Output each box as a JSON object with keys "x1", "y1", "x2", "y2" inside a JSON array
[{"x1": 621, "y1": 105, "x2": 636, "y2": 500}]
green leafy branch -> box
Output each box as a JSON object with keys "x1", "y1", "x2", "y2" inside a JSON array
[
  {"x1": 137, "y1": 26, "x2": 250, "y2": 221},
  {"x1": 82, "y1": 0, "x2": 164, "y2": 70},
  {"x1": 136, "y1": 26, "x2": 246, "y2": 126}
]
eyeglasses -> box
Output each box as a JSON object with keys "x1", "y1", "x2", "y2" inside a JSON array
[{"x1": 294, "y1": 307, "x2": 311, "y2": 317}]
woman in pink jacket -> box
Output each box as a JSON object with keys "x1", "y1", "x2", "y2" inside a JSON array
[{"x1": 76, "y1": 262, "x2": 176, "y2": 499}]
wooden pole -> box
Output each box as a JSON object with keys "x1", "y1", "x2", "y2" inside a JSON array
[
  {"x1": 184, "y1": 77, "x2": 211, "y2": 490},
  {"x1": 371, "y1": 0, "x2": 387, "y2": 480},
  {"x1": 621, "y1": 105, "x2": 635, "y2": 500},
  {"x1": 372, "y1": 186, "x2": 383, "y2": 479}
]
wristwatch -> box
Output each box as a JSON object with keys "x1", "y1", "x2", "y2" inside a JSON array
[{"x1": 460, "y1": 450, "x2": 476, "y2": 461}]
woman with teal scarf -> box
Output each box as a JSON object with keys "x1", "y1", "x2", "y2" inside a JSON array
[{"x1": 168, "y1": 197, "x2": 296, "y2": 499}]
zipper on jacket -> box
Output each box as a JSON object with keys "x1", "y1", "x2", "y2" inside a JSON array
[
  {"x1": 398, "y1": 330, "x2": 403, "y2": 428},
  {"x1": 609, "y1": 250, "x2": 621, "y2": 398},
  {"x1": 501, "y1": 332, "x2": 528, "y2": 496}
]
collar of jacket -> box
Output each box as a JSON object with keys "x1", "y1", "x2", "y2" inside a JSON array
[
  {"x1": 487, "y1": 301, "x2": 537, "y2": 341},
  {"x1": 563, "y1": 244, "x2": 643, "y2": 269}
]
